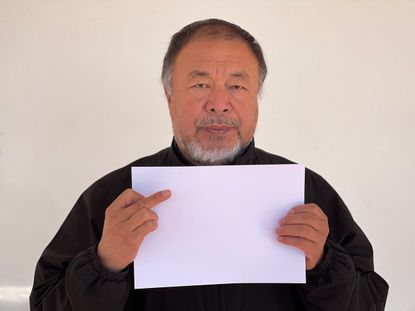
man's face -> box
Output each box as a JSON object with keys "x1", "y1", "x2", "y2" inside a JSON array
[{"x1": 165, "y1": 38, "x2": 260, "y2": 164}]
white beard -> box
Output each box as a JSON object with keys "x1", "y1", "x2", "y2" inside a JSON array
[
  {"x1": 182, "y1": 136, "x2": 244, "y2": 165},
  {"x1": 173, "y1": 115, "x2": 253, "y2": 165}
]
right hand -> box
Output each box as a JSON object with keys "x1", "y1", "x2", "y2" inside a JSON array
[{"x1": 97, "y1": 188, "x2": 172, "y2": 272}]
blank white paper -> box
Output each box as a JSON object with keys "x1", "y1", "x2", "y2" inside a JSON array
[{"x1": 132, "y1": 164, "x2": 305, "y2": 289}]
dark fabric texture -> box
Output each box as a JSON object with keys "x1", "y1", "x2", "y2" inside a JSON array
[{"x1": 30, "y1": 140, "x2": 388, "y2": 310}]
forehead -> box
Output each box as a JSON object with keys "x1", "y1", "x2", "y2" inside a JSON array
[{"x1": 173, "y1": 38, "x2": 259, "y2": 76}]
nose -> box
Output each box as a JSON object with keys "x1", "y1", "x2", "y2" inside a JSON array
[{"x1": 204, "y1": 87, "x2": 231, "y2": 114}]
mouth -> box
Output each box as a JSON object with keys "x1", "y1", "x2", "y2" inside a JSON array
[{"x1": 202, "y1": 125, "x2": 234, "y2": 135}]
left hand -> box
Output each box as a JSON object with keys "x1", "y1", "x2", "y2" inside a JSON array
[{"x1": 276, "y1": 203, "x2": 329, "y2": 270}]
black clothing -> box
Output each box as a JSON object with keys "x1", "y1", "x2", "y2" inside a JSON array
[{"x1": 30, "y1": 141, "x2": 388, "y2": 310}]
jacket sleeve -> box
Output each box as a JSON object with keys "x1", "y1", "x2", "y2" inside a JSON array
[
  {"x1": 297, "y1": 170, "x2": 389, "y2": 311},
  {"x1": 29, "y1": 190, "x2": 131, "y2": 311}
]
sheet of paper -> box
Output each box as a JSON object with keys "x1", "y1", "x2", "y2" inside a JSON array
[{"x1": 132, "y1": 164, "x2": 305, "y2": 289}]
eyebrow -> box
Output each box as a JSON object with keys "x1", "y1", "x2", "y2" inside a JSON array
[
  {"x1": 188, "y1": 70, "x2": 210, "y2": 79},
  {"x1": 187, "y1": 70, "x2": 250, "y2": 79},
  {"x1": 230, "y1": 71, "x2": 249, "y2": 79}
]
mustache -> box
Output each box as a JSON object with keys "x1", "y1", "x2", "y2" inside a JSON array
[{"x1": 196, "y1": 116, "x2": 240, "y2": 128}]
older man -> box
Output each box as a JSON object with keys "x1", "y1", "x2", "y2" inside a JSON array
[{"x1": 30, "y1": 19, "x2": 388, "y2": 310}]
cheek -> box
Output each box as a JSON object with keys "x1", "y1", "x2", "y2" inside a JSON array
[
  {"x1": 169, "y1": 97, "x2": 204, "y2": 134},
  {"x1": 188, "y1": 89, "x2": 210, "y2": 102},
  {"x1": 237, "y1": 102, "x2": 258, "y2": 138}
]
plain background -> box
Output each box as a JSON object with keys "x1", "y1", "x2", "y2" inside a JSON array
[{"x1": 1, "y1": 1, "x2": 414, "y2": 310}]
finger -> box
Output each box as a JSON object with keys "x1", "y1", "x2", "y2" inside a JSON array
[
  {"x1": 277, "y1": 235, "x2": 314, "y2": 251},
  {"x1": 288, "y1": 203, "x2": 327, "y2": 221},
  {"x1": 277, "y1": 235, "x2": 324, "y2": 270},
  {"x1": 125, "y1": 208, "x2": 159, "y2": 231},
  {"x1": 140, "y1": 189, "x2": 172, "y2": 209},
  {"x1": 132, "y1": 220, "x2": 158, "y2": 240},
  {"x1": 116, "y1": 200, "x2": 147, "y2": 222},
  {"x1": 105, "y1": 190, "x2": 145, "y2": 222},
  {"x1": 114, "y1": 189, "x2": 171, "y2": 222},
  {"x1": 277, "y1": 224, "x2": 321, "y2": 243},
  {"x1": 109, "y1": 189, "x2": 145, "y2": 211},
  {"x1": 279, "y1": 213, "x2": 323, "y2": 232}
]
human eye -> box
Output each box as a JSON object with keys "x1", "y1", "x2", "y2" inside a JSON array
[
  {"x1": 192, "y1": 83, "x2": 209, "y2": 89},
  {"x1": 230, "y1": 85, "x2": 247, "y2": 91}
]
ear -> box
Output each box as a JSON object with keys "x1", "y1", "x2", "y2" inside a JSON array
[{"x1": 164, "y1": 87, "x2": 172, "y2": 106}]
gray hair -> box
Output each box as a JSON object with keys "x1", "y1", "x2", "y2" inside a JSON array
[{"x1": 161, "y1": 19, "x2": 267, "y2": 94}]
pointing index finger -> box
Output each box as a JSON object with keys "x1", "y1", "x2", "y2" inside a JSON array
[{"x1": 140, "y1": 189, "x2": 172, "y2": 209}]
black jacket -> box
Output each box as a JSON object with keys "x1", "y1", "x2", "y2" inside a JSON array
[{"x1": 30, "y1": 141, "x2": 388, "y2": 310}]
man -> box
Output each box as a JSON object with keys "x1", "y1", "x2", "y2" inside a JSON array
[{"x1": 30, "y1": 19, "x2": 388, "y2": 310}]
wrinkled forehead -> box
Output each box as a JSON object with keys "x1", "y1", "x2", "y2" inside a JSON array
[{"x1": 173, "y1": 38, "x2": 259, "y2": 78}]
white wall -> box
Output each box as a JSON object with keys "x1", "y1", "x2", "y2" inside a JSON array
[{"x1": 1, "y1": 1, "x2": 414, "y2": 310}]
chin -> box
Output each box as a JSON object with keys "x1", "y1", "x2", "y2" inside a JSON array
[
  {"x1": 200, "y1": 140, "x2": 237, "y2": 152},
  {"x1": 181, "y1": 136, "x2": 243, "y2": 165}
]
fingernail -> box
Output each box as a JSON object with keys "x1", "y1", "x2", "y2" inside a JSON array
[{"x1": 162, "y1": 190, "x2": 172, "y2": 198}]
